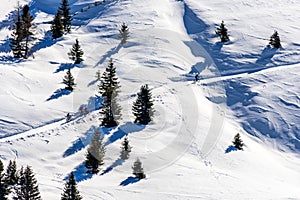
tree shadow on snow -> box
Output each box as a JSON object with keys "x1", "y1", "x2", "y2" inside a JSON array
[
  {"x1": 100, "y1": 158, "x2": 124, "y2": 176},
  {"x1": 225, "y1": 145, "x2": 238, "y2": 153},
  {"x1": 67, "y1": 163, "x2": 93, "y2": 183},
  {"x1": 119, "y1": 176, "x2": 140, "y2": 186},
  {"x1": 105, "y1": 122, "x2": 145, "y2": 145},
  {"x1": 53, "y1": 63, "x2": 74, "y2": 73},
  {"x1": 46, "y1": 88, "x2": 71, "y2": 101},
  {"x1": 63, "y1": 126, "x2": 96, "y2": 157}
]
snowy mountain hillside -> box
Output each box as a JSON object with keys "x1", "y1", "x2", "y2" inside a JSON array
[{"x1": 0, "y1": 0, "x2": 299, "y2": 199}]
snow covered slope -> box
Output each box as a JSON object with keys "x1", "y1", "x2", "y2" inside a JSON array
[{"x1": 0, "y1": 0, "x2": 299, "y2": 199}]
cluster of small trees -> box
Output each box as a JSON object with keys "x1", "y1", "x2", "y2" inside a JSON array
[
  {"x1": 51, "y1": 0, "x2": 72, "y2": 39},
  {"x1": 0, "y1": 160, "x2": 42, "y2": 200},
  {"x1": 10, "y1": 4, "x2": 34, "y2": 58},
  {"x1": 215, "y1": 21, "x2": 281, "y2": 48}
]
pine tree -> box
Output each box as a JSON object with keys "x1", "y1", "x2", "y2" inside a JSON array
[
  {"x1": 21, "y1": 4, "x2": 34, "y2": 58},
  {"x1": 68, "y1": 39, "x2": 84, "y2": 64},
  {"x1": 132, "y1": 158, "x2": 145, "y2": 179},
  {"x1": 59, "y1": 0, "x2": 72, "y2": 33},
  {"x1": 119, "y1": 22, "x2": 129, "y2": 44},
  {"x1": 120, "y1": 136, "x2": 131, "y2": 160},
  {"x1": 61, "y1": 172, "x2": 82, "y2": 200},
  {"x1": 6, "y1": 160, "x2": 18, "y2": 186},
  {"x1": 13, "y1": 166, "x2": 42, "y2": 200},
  {"x1": 0, "y1": 160, "x2": 10, "y2": 200},
  {"x1": 95, "y1": 70, "x2": 101, "y2": 81},
  {"x1": 216, "y1": 21, "x2": 229, "y2": 43},
  {"x1": 232, "y1": 133, "x2": 244, "y2": 150},
  {"x1": 51, "y1": 10, "x2": 64, "y2": 39},
  {"x1": 132, "y1": 84, "x2": 154, "y2": 125},
  {"x1": 269, "y1": 30, "x2": 281, "y2": 49},
  {"x1": 85, "y1": 131, "x2": 105, "y2": 174},
  {"x1": 63, "y1": 68, "x2": 76, "y2": 91},
  {"x1": 10, "y1": 4, "x2": 24, "y2": 58},
  {"x1": 98, "y1": 58, "x2": 121, "y2": 127}
]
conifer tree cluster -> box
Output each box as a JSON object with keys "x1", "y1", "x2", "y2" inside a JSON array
[
  {"x1": 61, "y1": 172, "x2": 82, "y2": 200},
  {"x1": 132, "y1": 84, "x2": 154, "y2": 125},
  {"x1": 0, "y1": 160, "x2": 10, "y2": 200},
  {"x1": 51, "y1": 0, "x2": 72, "y2": 39},
  {"x1": 85, "y1": 131, "x2": 106, "y2": 174},
  {"x1": 120, "y1": 136, "x2": 131, "y2": 160},
  {"x1": 215, "y1": 20, "x2": 229, "y2": 43},
  {"x1": 10, "y1": 4, "x2": 34, "y2": 58},
  {"x1": 68, "y1": 39, "x2": 84, "y2": 64},
  {"x1": 98, "y1": 58, "x2": 121, "y2": 128},
  {"x1": 13, "y1": 165, "x2": 42, "y2": 200},
  {"x1": 63, "y1": 68, "x2": 76, "y2": 91},
  {"x1": 232, "y1": 133, "x2": 244, "y2": 150},
  {"x1": 119, "y1": 22, "x2": 129, "y2": 44},
  {"x1": 132, "y1": 158, "x2": 145, "y2": 179},
  {"x1": 269, "y1": 30, "x2": 281, "y2": 49}
]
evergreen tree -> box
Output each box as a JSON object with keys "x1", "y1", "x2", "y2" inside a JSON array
[
  {"x1": 85, "y1": 131, "x2": 105, "y2": 174},
  {"x1": 216, "y1": 21, "x2": 229, "y2": 43},
  {"x1": 132, "y1": 84, "x2": 154, "y2": 125},
  {"x1": 132, "y1": 158, "x2": 145, "y2": 179},
  {"x1": 119, "y1": 22, "x2": 129, "y2": 44},
  {"x1": 61, "y1": 172, "x2": 82, "y2": 200},
  {"x1": 51, "y1": 10, "x2": 64, "y2": 39},
  {"x1": 59, "y1": 0, "x2": 72, "y2": 33},
  {"x1": 95, "y1": 70, "x2": 101, "y2": 81},
  {"x1": 13, "y1": 166, "x2": 42, "y2": 200},
  {"x1": 269, "y1": 30, "x2": 281, "y2": 49},
  {"x1": 21, "y1": 4, "x2": 34, "y2": 58},
  {"x1": 0, "y1": 160, "x2": 10, "y2": 200},
  {"x1": 10, "y1": 5, "x2": 24, "y2": 58},
  {"x1": 98, "y1": 58, "x2": 121, "y2": 127},
  {"x1": 63, "y1": 68, "x2": 76, "y2": 91},
  {"x1": 6, "y1": 160, "x2": 18, "y2": 186},
  {"x1": 68, "y1": 39, "x2": 84, "y2": 64},
  {"x1": 120, "y1": 136, "x2": 131, "y2": 160},
  {"x1": 232, "y1": 133, "x2": 244, "y2": 150}
]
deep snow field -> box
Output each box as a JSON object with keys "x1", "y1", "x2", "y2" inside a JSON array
[{"x1": 0, "y1": 0, "x2": 299, "y2": 199}]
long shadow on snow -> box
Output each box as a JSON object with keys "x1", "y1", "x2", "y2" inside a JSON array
[
  {"x1": 46, "y1": 89, "x2": 71, "y2": 101},
  {"x1": 100, "y1": 158, "x2": 124, "y2": 176},
  {"x1": 67, "y1": 163, "x2": 93, "y2": 183},
  {"x1": 119, "y1": 176, "x2": 141, "y2": 186},
  {"x1": 63, "y1": 126, "x2": 96, "y2": 157},
  {"x1": 105, "y1": 122, "x2": 145, "y2": 146}
]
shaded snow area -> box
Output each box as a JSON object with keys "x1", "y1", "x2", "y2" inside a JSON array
[{"x1": 0, "y1": 0, "x2": 299, "y2": 199}]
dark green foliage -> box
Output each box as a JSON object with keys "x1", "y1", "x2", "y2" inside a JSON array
[
  {"x1": 6, "y1": 160, "x2": 18, "y2": 186},
  {"x1": 216, "y1": 21, "x2": 229, "y2": 43},
  {"x1": 21, "y1": 4, "x2": 34, "y2": 58},
  {"x1": 119, "y1": 22, "x2": 129, "y2": 44},
  {"x1": 0, "y1": 160, "x2": 10, "y2": 200},
  {"x1": 68, "y1": 39, "x2": 84, "y2": 64},
  {"x1": 59, "y1": 0, "x2": 72, "y2": 33},
  {"x1": 132, "y1": 158, "x2": 145, "y2": 179},
  {"x1": 61, "y1": 172, "x2": 82, "y2": 200},
  {"x1": 95, "y1": 70, "x2": 101, "y2": 81},
  {"x1": 232, "y1": 133, "x2": 244, "y2": 150},
  {"x1": 132, "y1": 84, "x2": 154, "y2": 125},
  {"x1": 85, "y1": 131, "x2": 105, "y2": 174},
  {"x1": 269, "y1": 30, "x2": 281, "y2": 49},
  {"x1": 63, "y1": 69, "x2": 76, "y2": 91},
  {"x1": 51, "y1": 10, "x2": 64, "y2": 39},
  {"x1": 13, "y1": 166, "x2": 42, "y2": 200},
  {"x1": 120, "y1": 136, "x2": 131, "y2": 160},
  {"x1": 10, "y1": 5, "x2": 24, "y2": 58},
  {"x1": 98, "y1": 58, "x2": 121, "y2": 128}
]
